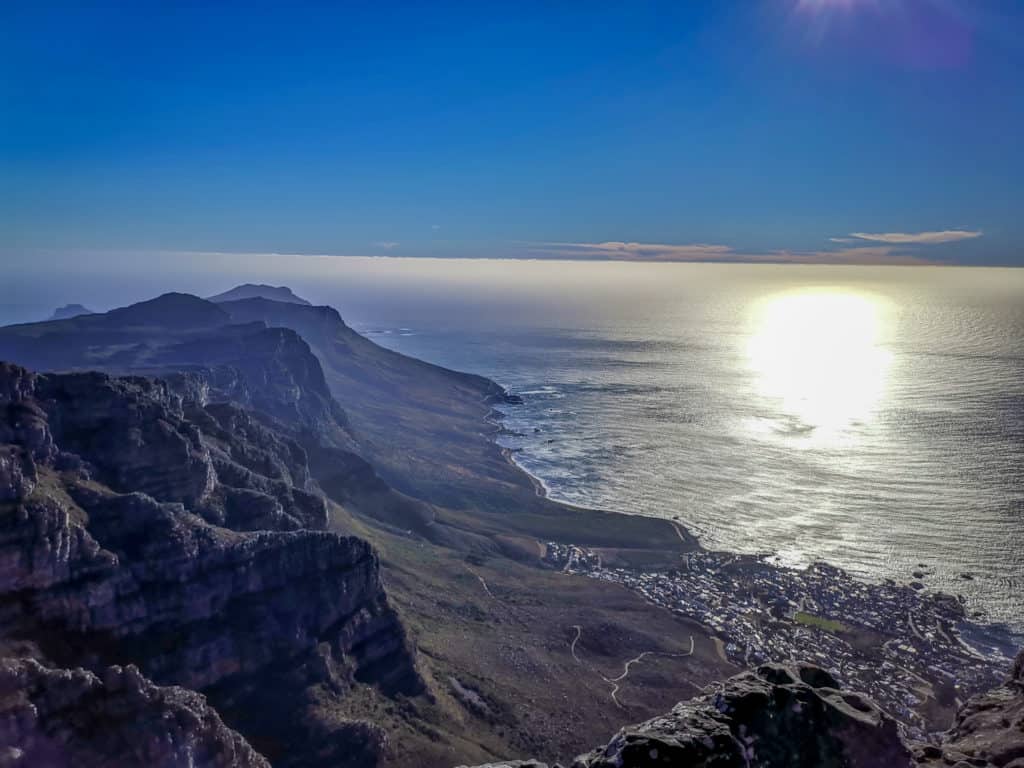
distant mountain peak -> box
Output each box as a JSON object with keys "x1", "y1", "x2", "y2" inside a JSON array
[
  {"x1": 48, "y1": 303, "x2": 95, "y2": 321},
  {"x1": 207, "y1": 284, "x2": 312, "y2": 306},
  {"x1": 104, "y1": 292, "x2": 230, "y2": 329}
]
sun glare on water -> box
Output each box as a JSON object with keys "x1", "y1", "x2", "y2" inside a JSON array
[{"x1": 746, "y1": 289, "x2": 892, "y2": 445}]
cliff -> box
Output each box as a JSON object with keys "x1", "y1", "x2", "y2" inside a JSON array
[
  {"x1": 0, "y1": 361, "x2": 422, "y2": 766},
  {"x1": 0, "y1": 658, "x2": 269, "y2": 768}
]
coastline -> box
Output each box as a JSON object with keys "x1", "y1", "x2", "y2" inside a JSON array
[
  {"x1": 485, "y1": 382, "x2": 1021, "y2": 641},
  {"x1": 487, "y1": 387, "x2": 1023, "y2": 635}
]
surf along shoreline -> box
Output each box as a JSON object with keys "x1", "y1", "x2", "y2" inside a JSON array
[{"x1": 479, "y1": 375, "x2": 1019, "y2": 733}]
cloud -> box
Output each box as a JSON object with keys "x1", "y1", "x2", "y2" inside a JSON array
[
  {"x1": 527, "y1": 241, "x2": 938, "y2": 266},
  {"x1": 769, "y1": 246, "x2": 938, "y2": 266},
  {"x1": 846, "y1": 229, "x2": 982, "y2": 244},
  {"x1": 371, "y1": 241, "x2": 399, "y2": 249},
  {"x1": 529, "y1": 241, "x2": 735, "y2": 261},
  {"x1": 829, "y1": 237, "x2": 856, "y2": 243}
]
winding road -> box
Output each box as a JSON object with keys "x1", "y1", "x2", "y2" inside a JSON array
[{"x1": 569, "y1": 626, "x2": 695, "y2": 708}]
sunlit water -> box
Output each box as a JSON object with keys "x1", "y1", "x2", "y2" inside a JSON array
[
  {"x1": 5, "y1": 259, "x2": 1022, "y2": 631},
  {"x1": 311, "y1": 261, "x2": 1024, "y2": 633}
]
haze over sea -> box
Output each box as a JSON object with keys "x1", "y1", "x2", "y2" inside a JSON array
[
  {"x1": 330, "y1": 260, "x2": 1024, "y2": 633},
  {"x1": 4, "y1": 258, "x2": 1022, "y2": 631}
]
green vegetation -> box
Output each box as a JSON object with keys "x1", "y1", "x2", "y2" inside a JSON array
[{"x1": 794, "y1": 612, "x2": 848, "y2": 634}]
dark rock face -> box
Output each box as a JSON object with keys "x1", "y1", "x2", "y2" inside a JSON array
[
  {"x1": 0, "y1": 361, "x2": 423, "y2": 766},
  {"x1": 24, "y1": 368, "x2": 326, "y2": 531},
  {"x1": 0, "y1": 657, "x2": 269, "y2": 768},
  {"x1": 573, "y1": 663, "x2": 910, "y2": 768}
]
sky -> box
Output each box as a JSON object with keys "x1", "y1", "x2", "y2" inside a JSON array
[{"x1": 2, "y1": 1, "x2": 1023, "y2": 268}]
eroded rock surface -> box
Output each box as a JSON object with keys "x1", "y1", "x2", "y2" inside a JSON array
[
  {"x1": 0, "y1": 361, "x2": 422, "y2": 766},
  {"x1": 0, "y1": 657, "x2": 268, "y2": 768},
  {"x1": 461, "y1": 656, "x2": 1024, "y2": 768},
  {"x1": 572, "y1": 663, "x2": 909, "y2": 768}
]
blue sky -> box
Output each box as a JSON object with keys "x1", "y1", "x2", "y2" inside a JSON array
[{"x1": 2, "y1": 1, "x2": 1023, "y2": 266}]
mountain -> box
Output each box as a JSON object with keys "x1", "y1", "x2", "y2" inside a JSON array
[
  {"x1": 207, "y1": 283, "x2": 312, "y2": 305},
  {"x1": 47, "y1": 303, "x2": 94, "y2": 320},
  {"x1": 214, "y1": 296, "x2": 684, "y2": 551}
]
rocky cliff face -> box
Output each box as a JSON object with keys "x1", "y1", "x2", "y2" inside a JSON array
[
  {"x1": 0, "y1": 294, "x2": 353, "y2": 449},
  {"x1": 461, "y1": 655, "x2": 1024, "y2": 768},
  {"x1": 913, "y1": 649, "x2": 1024, "y2": 768},
  {"x1": 0, "y1": 657, "x2": 269, "y2": 768},
  {"x1": 0, "y1": 361, "x2": 422, "y2": 766}
]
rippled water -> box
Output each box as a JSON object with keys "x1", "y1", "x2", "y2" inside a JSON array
[
  {"x1": 311, "y1": 261, "x2": 1024, "y2": 631},
  {"x1": 6, "y1": 259, "x2": 1020, "y2": 630}
]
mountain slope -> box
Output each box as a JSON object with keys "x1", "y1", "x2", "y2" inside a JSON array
[{"x1": 216, "y1": 296, "x2": 685, "y2": 551}]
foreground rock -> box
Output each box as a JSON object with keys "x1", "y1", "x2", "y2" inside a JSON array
[
  {"x1": 461, "y1": 655, "x2": 1024, "y2": 768},
  {"x1": 0, "y1": 658, "x2": 268, "y2": 768},
  {"x1": 574, "y1": 663, "x2": 909, "y2": 768},
  {"x1": 915, "y1": 649, "x2": 1024, "y2": 767}
]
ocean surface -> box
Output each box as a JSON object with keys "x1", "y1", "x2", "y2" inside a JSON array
[
  {"x1": 5, "y1": 259, "x2": 1022, "y2": 632},
  {"x1": 310, "y1": 260, "x2": 1024, "y2": 633}
]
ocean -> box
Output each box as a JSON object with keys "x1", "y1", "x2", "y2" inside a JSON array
[
  {"x1": 5, "y1": 258, "x2": 1022, "y2": 632},
  {"x1": 304, "y1": 259, "x2": 1024, "y2": 633}
]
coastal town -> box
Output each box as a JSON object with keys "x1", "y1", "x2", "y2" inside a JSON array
[{"x1": 543, "y1": 541, "x2": 1017, "y2": 739}]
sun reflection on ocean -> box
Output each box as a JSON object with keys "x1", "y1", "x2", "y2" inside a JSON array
[{"x1": 746, "y1": 288, "x2": 892, "y2": 445}]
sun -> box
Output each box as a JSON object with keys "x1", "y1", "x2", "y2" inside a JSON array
[{"x1": 746, "y1": 288, "x2": 892, "y2": 444}]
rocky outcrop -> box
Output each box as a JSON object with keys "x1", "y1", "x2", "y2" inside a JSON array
[
  {"x1": 461, "y1": 656, "x2": 1024, "y2": 768},
  {"x1": 573, "y1": 663, "x2": 910, "y2": 768},
  {"x1": 0, "y1": 657, "x2": 268, "y2": 768},
  {"x1": 12, "y1": 367, "x2": 326, "y2": 532},
  {"x1": 0, "y1": 294, "x2": 352, "y2": 448},
  {"x1": 0, "y1": 361, "x2": 423, "y2": 766},
  {"x1": 914, "y1": 649, "x2": 1024, "y2": 768}
]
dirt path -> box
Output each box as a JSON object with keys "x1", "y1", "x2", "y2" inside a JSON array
[
  {"x1": 464, "y1": 565, "x2": 496, "y2": 600},
  {"x1": 570, "y1": 625, "x2": 583, "y2": 663},
  {"x1": 569, "y1": 625, "x2": 694, "y2": 708},
  {"x1": 712, "y1": 637, "x2": 729, "y2": 663}
]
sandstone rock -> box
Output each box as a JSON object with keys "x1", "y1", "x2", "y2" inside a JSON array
[
  {"x1": 0, "y1": 657, "x2": 268, "y2": 768},
  {"x1": 0, "y1": 448, "x2": 35, "y2": 502},
  {"x1": 0, "y1": 361, "x2": 423, "y2": 766}
]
